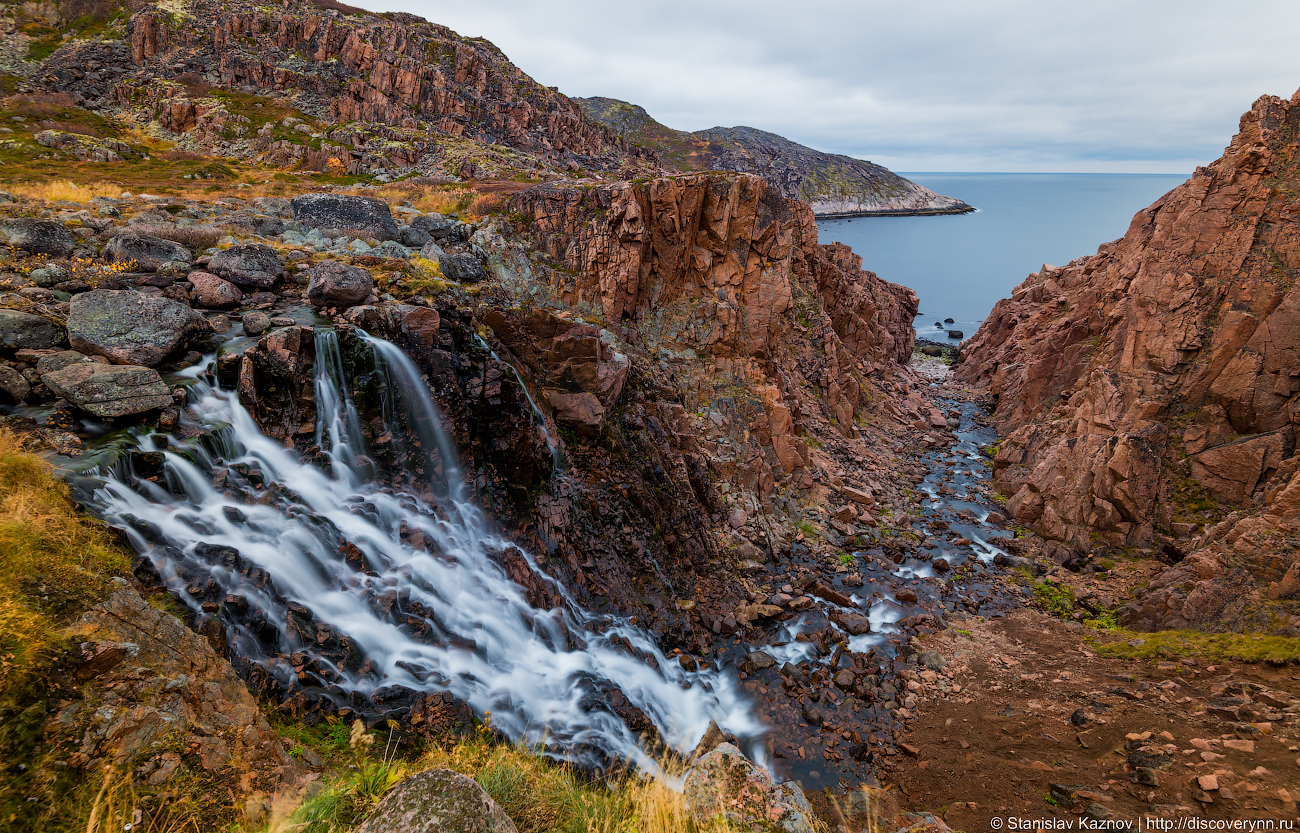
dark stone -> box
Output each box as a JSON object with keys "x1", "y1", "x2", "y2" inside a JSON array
[
  {"x1": 307, "y1": 260, "x2": 373, "y2": 307},
  {"x1": 290, "y1": 193, "x2": 400, "y2": 241},
  {"x1": 0, "y1": 309, "x2": 66, "y2": 349},
  {"x1": 439, "y1": 253, "x2": 488, "y2": 283},
  {"x1": 104, "y1": 232, "x2": 192, "y2": 271},
  {"x1": 41, "y1": 363, "x2": 173, "y2": 417},
  {"x1": 208, "y1": 243, "x2": 283, "y2": 288},
  {"x1": 4, "y1": 219, "x2": 76, "y2": 257}
]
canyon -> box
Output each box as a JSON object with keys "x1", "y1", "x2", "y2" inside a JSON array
[{"x1": 0, "y1": 0, "x2": 1297, "y2": 831}]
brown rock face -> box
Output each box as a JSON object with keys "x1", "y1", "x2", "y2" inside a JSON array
[
  {"x1": 507, "y1": 172, "x2": 916, "y2": 371},
  {"x1": 117, "y1": 0, "x2": 651, "y2": 176},
  {"x1": 957, "y1": 88, "x2": 1300, "y2": 631}
]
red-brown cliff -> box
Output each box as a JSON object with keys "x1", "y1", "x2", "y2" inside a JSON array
[{"x1": 957, "y1": 88, "x2": 1300, "y2": 631}]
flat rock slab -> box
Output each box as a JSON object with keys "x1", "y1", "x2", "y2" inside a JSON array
[
  {"x1": 68, "y1": 289, "x2": 207, "y2": 367},
  {"x1": 356, "y1": 769, "x2": 517, "y2": 833},
  {"x1": 42, "y1": 362, "x2": 173, "y2": 417}
]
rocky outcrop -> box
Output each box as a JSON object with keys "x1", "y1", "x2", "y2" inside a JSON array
[
  {"x1": 356, "y1": 769, "x2": 518, "y2": 833},
  {"x1": 683, "y1": 743, "x2": 816, "y2": 833},
  {"x1": 507, "y1": 172, "x2": 917, "y2": 369},
  {"x1": 68, "y1": 290, "x2": 209, "y2": 367},
  {"x1": 956, "y1": 87, "x2": 1300, "y2": 631},
  {"x1": 107, "y1": 0, "x2": 654, "y2": 179},
  {"x1": 576, "y1": 97, "x2": 971, "y2": 217}
]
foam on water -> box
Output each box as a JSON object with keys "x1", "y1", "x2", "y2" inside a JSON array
[{"x1": 83, "y1": 329, "x2": 762, "y2": 771}]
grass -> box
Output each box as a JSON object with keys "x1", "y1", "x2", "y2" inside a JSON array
[
  {"x1": 4, "y1": 179, "x2": 125, "y2": 202},
  {"x1": 1091, "y1": 629, "x2": 1300, "y2": 665},
  {"x1": 0, "y1": 429, "x2": 128, "y2": 696},
  {"x1": 279, "y1": 728, "x2": 740, "y2": 833}
]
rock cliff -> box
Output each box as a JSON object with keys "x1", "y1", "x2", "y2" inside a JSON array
[
  {"x1": 12, "y1": 0, "x2": 654, "y2": 179},
  {"x1": 956, "y1": 88, "x2": 1300, "y2": 631},
  {"x1": 576, "y1": 97, "x2": 972, "y2": 217}
]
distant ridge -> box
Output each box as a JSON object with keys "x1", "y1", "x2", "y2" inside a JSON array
[{"x1": 576, "y1": 97, "x2": 972, "y2": 218}]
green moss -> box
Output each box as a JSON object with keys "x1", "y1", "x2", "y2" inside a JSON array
[{"x1": 1092, "y1": 629, "x2": 1300, "y2": 665}]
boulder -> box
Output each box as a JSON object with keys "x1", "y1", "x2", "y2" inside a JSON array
[
  {"x1": 355, "y1": 769, "x2": 517, "y2": 833},
  {"x1": 683, "y1": 743, "x2": 815, "y2": 833},
  {"x1": 439, "y1": 253, "x2": 488, "y2": 283},
  {"x1": 1189, "y1": 431, "x2": 1290, "y2": 505},
  {"x1": 187, "y1": 271, "x2": 243, "y2": 308},
  {"x1": 544, "y1": 390, "x2": 605, "y2": 434},
  {"x1": 306, "y1": 260, "x2": 373, "y2": 307},
  {"x1": 207, "y1": 243, "x2": 283, "y2": 288},
  {"x1": 36, "y1": 350, "x2": 91, "y2": 375},
  {"x1": 290, "y1": 193, "x2": 400, "y2": 241},
  {"x1": 0, "y1": 365, "x2": 30, "y2": 403},
  {"x1": 410, "y1": 214, "x2": 454, "y2": 240},
  {"x1": 0, "y1": 309, "x2": 66, "y2": 349},
  {"x1": 241, "y1": 311, "x2": 271, "y2": 336},
  {"x1": 4, "y1": 219, "x2": 75, "y2": 257},
  {"x1": 68, "y1": 290, "x2": 208, "y2": 366},
  {"x1": 400, "y1": 225, "x2": 432, "y2": 247},
  {"x1": 42, "y1": 363, "x2": 173, "y2": 417},
  {"x1": 371, "y1": 240, "x2": 409, "y2": 260},
  {"x1": 105, "y1": 232, "x2": 192, "y2": 272}
]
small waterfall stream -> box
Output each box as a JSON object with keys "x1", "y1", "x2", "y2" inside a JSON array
[{"x1": 84, "y1": 329, "x2": 761, "y2": 771}]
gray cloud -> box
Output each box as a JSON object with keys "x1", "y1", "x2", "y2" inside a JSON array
[{"x1": 382, "y1": 0, "x2": 1300, "y2": 171}]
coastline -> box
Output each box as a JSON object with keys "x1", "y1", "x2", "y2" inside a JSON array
[{"x1": 815, "y1": 203, "x2": 975, "y2": 219}]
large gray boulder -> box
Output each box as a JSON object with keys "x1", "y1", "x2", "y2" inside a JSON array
[
  {"x1": 0, "y1": 365, "x2": 30, "y2": 403},
  {"x1": 290, "y1": 193, "x2": 400, "y2": 241},
  {"x1": 42, "y1": 363, "x2": 173, "y2": 417},
  {"x1": 68, "y1": 290, "x2": 208, "y2": 366},
  {"x1": 683, "y1": 743, "x2": 815, "y2": 833},
  {"x1": 410, "y1": 215, "x2": 455, "y2": 240},
  {"x1": 104, "y1": 232, "x2": 191, "y2": 272},
  {"x1": 207, "y1": 243, "x2": 283, "y2": 288},
  {"x1": 355, "y1": 769, "x2": 517, "y2": 833},
  {"x1": 0, "y1": 309, "x2": 66, "y2": 349},
  {"x1": 4, "y1": 219, "x2": 76, "y2": 257},
  {"x1": 306, "y1": 260, "x2": 373, "y2": 307},
  {"x1": 439, "y1": 253, "x2": 487, "y2": 283}
]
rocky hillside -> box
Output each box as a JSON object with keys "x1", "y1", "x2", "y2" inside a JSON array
[
  {"x1": 2, "y1": 0, "x2": 656, "y2": 180},
  {"x1": 577, "y1": 97, "x2": 972, "y2": 217},
  {"x1": 956, "y1": 87, "x2": 1300, "y2": 632}
]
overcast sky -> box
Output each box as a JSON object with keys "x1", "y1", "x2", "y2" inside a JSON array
[{"x1": 378, "y1": 0, "x2": 1300, "y2": 172}]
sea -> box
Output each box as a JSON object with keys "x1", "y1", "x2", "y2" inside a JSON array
[{"x1": 815, "y1": 173, "x2": 1192, "y2": 343}]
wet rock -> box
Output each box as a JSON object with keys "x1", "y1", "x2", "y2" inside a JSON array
[
  {"x1": 188, "y1": 271, "x2": 242, "y2": 308},
  {"x1": 0, "y1": 309, "x2": 66, "y2": 349},
  {"x1": 242, "y1": 311, "x2": 272, "y2": 336},
  {"x1": 356, "y1": 769, "x2": 518, "y2": 833},
  {"x1": 834, "y1": 612, "x2": 872, "y2": 635},
  {"x1": 68, "y1": 290, "x2": 207, "y2": 367},
  {"x1": 801, "y1": 702, "x2": 826, "y2": 726},
  {"x1": 4, "y1": 219, "x2": 77, "y2": 257},
  {"x1": 307, "y1": 260, "x2": 374, "y2": 307},
  {"x1": 105, "y1": 232, "x2": 191, "y2": 271},
  {"x1": 208, "y1": 243, "x2": 283, "y2": 289},
  {"x1": 290, "y1": 193, "x2": 400, "y2": 241},
  {"x1": 690, "y1": 719, "x2": 738, "y2": 759},
  {"x1": 947, "y1": 329, "x2": 963, "y2": 338},
  {"x1": 439, "y1": 252, "x2": 488, "y2": 283},
  {"x1": 42, "y1": 362, "x2": 173, "y2": 417},
  {"x1": 746, "y1": 650, "x2": 776, "y2": 670},
  {"x1": 920, "y1": 345, "x2": 943, "y2": 357},
  {"x1": 683, "y1": 743, "x2": 815, "y2": 833}
]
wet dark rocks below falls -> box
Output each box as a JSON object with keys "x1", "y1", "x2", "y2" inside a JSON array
[{"x1": 727, "y1": 397, "x2": 1027, "y2": 793}]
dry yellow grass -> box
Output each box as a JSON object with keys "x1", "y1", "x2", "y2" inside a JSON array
[
  {"x1": 0, "y1": 430, "x2": 127, "y2": 694},
  {"x1": 5, "y1": 179, "x2": 125, "y2": 203}
]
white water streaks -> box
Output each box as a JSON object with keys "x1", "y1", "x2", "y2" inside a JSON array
[{"x1": 85, "y1": 328, "x2": 762, "y2": 771}]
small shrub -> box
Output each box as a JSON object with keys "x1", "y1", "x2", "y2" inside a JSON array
[
  {"x1": 468, "y1": 191, "x2": 507, "y2": 218},
  {"x1": 128, "y1": 223, "x2": 223, "y2": 251}
]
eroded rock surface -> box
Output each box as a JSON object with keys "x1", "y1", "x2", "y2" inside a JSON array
[
  {"x1": 957, "y1": 87, "x2": 1300, "y2": 630},
  {"x1": 68, "y1": 290, "x2": 208, "y2": 366},
  {"x1": 356, "y1": 769, "x2": 517, "y2": 833}
]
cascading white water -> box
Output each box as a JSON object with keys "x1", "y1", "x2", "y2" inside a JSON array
[{"x1": 86, "y1": 328, "x2": 762, "y2": 771}]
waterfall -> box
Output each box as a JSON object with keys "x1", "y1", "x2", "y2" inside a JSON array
[{"x1": 83, "y1": 328, "x2": 762, "y2": 772}]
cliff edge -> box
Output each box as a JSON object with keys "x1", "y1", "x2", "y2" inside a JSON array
[{"x1": 956, "y1": 87, "x2": 1300, "y2": 632}]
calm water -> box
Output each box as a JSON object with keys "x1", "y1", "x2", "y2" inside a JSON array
[{"x1": 816, "y1": 173, "x2": 1190, "y2": 342}]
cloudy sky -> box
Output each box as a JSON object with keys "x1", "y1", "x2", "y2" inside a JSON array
[{"x1": 379, "y1": 0, "x2": 1300, "y2": 173}]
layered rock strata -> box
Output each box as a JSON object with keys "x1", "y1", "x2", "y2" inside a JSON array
[{"x1": 957, "y1": 88, "x2": 1300, "y2": 631}]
